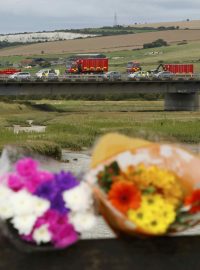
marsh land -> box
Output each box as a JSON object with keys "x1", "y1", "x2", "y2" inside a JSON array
[{"x1": 0, "y1": 99, "x2": 200, "y2": 158}]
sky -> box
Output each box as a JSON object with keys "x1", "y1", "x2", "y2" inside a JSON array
[{"x1": 0, "y1": 0, "x2": 200, "y2": 34}]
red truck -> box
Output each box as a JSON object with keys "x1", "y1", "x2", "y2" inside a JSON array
[
  {"x1": 0, "y1": 68, "x2": 21, "y2": 75},
  {"x1": 126, "y1": 61, "x2": 141, "y2": 73},
  {"x1": 163, "y1": 64, "x2": 194, "y2": 74},
  {"x1": 152, "y1": 64, "x2": 194, "y2": 74},
  {"x1": 66, "y1": 58, "x2": 108, "y2": 74}
]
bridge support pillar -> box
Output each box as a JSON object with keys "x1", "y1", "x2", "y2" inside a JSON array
[{"x1": 164, "y1": 93, "x2": 200, "y2": 111}]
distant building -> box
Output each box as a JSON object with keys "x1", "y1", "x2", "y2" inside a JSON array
[
  {"x1": 67, "y1": 54, "x2": 107, "y2": 61},
  {"x1": 20, "y1": 59, "x2": 33, "y2": 67}
]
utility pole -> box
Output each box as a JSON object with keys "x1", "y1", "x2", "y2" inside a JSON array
[{"x1": 114, "y1": 12, "x2": 118, "y2": 27}]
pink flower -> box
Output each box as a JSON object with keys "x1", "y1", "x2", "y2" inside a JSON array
[
  {"x1": 16, "y1": 158, "x2": 38, "y2": 177},
  {"x1": 34, "y1": 210, "x2": 57, "y2": 229},
  {"x1": 53, "y1": 224, "x2": 78, "y2": 248},
  {"x1": 37, "y1": 171, "x2": 53, "y2": 183},
  {"x1": 24, "y1": 171, "x2": 54, "y2": 193},
  {"x1": 34, "y1": 210, "x2": 78, "y2": 248},
  {"x1": 7, "y1": 173, "x2": 24, "y2": 191},
  {"x1": 21, "y1": 234, "x2": 34, "y2": 243}
]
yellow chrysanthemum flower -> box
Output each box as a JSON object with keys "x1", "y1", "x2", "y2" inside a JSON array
[
  {"x1": 127, "y1": 194, "x2": 176, "y2": 235},
  {"x1": 115, "y1": 164, "x2": 183, "y2": 207}
]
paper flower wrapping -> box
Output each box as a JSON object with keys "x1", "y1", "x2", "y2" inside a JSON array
[
  {"x1": 0, "y1": 147, "x2": 96, "y2": 250},
  {"x1": 87, "y1": 133, "x2": 200, "y2": 236}
]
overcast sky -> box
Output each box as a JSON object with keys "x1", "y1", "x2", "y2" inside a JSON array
[{"x1": 0, "y1": 0, "x2": 200, "y2": 34}]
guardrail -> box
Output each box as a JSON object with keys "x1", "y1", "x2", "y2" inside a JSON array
[{"x1": 0, "y1": 73, "x2": 200, "y2": 82}]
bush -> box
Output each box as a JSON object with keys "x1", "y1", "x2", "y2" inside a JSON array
[
  {"x1": 16, "y1": 141, "x2": 62, "y2": 160},
  {"x1": 143, "y1": 39, "x2": 168, "y2": 49}
]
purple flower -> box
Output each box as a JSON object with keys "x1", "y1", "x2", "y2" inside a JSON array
[
  {"x1": 34, "y1": 180, "x2": 58, "y2": 202},
  {"x1": 35, "y1": 180, "x2": 68, "y2": 214},
  {"x1": 16, "y1": 158, "x2": 38, "y2": 177},
  {"x1": 51, "y1": 194, "x2": 69, "y2": 214},
  {"x1": 25, "y1": 171, "x2": 54, "y2": 193},
  {"x1": 54, "y1": 171, "x2": 79, "y2": 192}
]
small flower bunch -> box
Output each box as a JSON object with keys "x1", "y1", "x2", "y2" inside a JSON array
[
  {"x1": 0, "y1": 157, "x2": 96, "y2": 248},
  {"x1": 88, "y1": 146, "x2": 200, "y2": 236},
  {"x1": 94, "y1": 161, "x2": 181, "y2": 235}
]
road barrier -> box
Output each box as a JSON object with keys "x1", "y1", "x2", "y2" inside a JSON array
[{"x1": 0, "y1": 73, "x2": 200, "y2": 83}]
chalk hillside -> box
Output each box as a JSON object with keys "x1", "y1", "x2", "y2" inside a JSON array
[{"x1": 0, "y1": 29, "x2": 200, "y2": 56}]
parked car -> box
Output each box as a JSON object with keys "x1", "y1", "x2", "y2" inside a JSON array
[
  {"x1": 103, "y1": 71, "x2": 121, "y2": 80},
  {"x1": 154, "y1": 71, "x2": 174, "y2": 79},
  {"x1": 8, "y1": 72, "x2": 31, "y2": 80},
  {"x1": 46, "y1": 70, "x2": 59, "y2": 80},
  {"x1": 35, "y1": 69, "x2": 60, "y2": 79},
  {"x1": 128, "y1": 71, "x2": 149, "y2": 80}
]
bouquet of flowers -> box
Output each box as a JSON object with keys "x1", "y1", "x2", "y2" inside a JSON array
[
  {"x1": 87, "y1": 133, "x2": 200, "y2": 236},
  {"x1": 0, "y1": 147, "x2": 96, "y2": 250}
]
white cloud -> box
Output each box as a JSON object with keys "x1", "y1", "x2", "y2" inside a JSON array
[{"x1": 0, "y1": 0, "x2": 200, "y2": 33}]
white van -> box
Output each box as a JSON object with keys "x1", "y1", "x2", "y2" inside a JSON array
[{"x1": 35, "y1": 69, "x2": 60, "y2": 78}]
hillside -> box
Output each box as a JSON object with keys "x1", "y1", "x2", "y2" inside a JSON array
[
  {"x1": 0, "y1": 29, "x2": 200, "y2": 56},
  {"x1": 0, "y1": 32, "x2": 96, "y2": 43},
  {"x1": 131, "y1": 20, "x2": 200, "y2": 30}
]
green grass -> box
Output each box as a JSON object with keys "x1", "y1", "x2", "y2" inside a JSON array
[
  {"x1": 1, "y1": 40, "x2": 200, "y2": 74},
  {"x1": 107, "y1": 41, "x2": 200, "y2": 72},
  {"x1": 0, "y1": 100, "x2": 199, "y2": 157}
]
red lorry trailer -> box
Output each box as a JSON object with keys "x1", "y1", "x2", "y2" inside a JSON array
[
  {"x1": 66, "y1": 58, "x2": 108, "y2": 74},
  {"x1": 163, "y1": 64, "x2": 194, "y2": 74},
  {"x1": 0, "y1": 68, "x2": 21, "y2": 76}
]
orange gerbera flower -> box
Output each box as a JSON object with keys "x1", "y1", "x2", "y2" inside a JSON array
[
  {"x1": 108, "y1": 181, "x2": 141, "y2": 214},
  {"x1": 185, "y1": 189, "x2": 200, "y2": 214}
]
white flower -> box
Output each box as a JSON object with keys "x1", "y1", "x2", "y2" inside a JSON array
[
  {"x1": 0, "y1": 199, "x2": 14, "y2": 219},
  {"x1": 116, "y1": 151, "x2": 135, "y2": 170},
  {"x1": 32, "y1": 196, "x2": 50, "y2": 217},
  {"x1": 69, "y1": 211, "x2": 97, "y2": 233},
  {"x1": 32, "y1": 224, "x2": 51, "y2": 244},
  {"x1": 63, "y1": 182, "x2": 93, "y2": 212},
  {"x1": 11, "y1": 190, "x2": 50, "y2": 217},
  {"x1": 160, "y1": 145, "x2": 173, "y2": 158},
  {"x1": 0, "y1": 185, "x2": 13, "y2": 199},
  {"x1": 11, "y1": 190, "x2": 36, "y2": 216},
  {"x1": 11, "y1": 214, "x2": 37, "y2": 235},
  {"x1": 86, "y1": 165, "x2": 104, "y2": 185},
  {"x1": 175, "y1": 148, "x2": 193, "y2": 163},
  {"x1": 0, "y1": 185, "x2": 15, "y2": 219}
]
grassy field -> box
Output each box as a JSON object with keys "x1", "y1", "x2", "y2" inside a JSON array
[
  {"x1": 0, "y1": 29, "x2": 200, "y2": 57},
  {"x1": 1, "y1": 39, "x2": 200, "y2": 74},
  {"x1": 131, "y1": 20, "x2": 200, "y2": 30},
  {"x1": 0, "y1": 100, "x2": 199, "y2": 158},
  {"x1": 107, "y1": 41, "x2": 200, "y2": 72}
]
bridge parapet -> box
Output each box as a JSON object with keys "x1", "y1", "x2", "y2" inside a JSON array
[{"x1": 0, "y1": 81, "x2": 199, "y2": 111}]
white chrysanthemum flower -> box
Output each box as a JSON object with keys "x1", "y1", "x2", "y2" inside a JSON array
[
  {"x1": 0, "y1": 185, "x2": 14, "y2": 200},
  {"x1": 32, "y1": 196, "x2": 50, "y2": 217},
  {"x1": 11, "y1": 214, "x2": 37, "y2": 235},
  {"x1": 11, "y1": 190, "x2": 36, "y2": 216},
  {"x1": 0, "y1": 199, "x2": 14, "y2": 219},
  {"x1": 11, "y1": 190, "x2": 50, "y2": 217},
  {"x1": 69, "y1": 211, "x2": 97, "y2": 233},
  {"x1": 63, "y1": 182, "x2": 93, "y2": 212},
  {"x1": 32, "y1": 224, "x2": 51, "y2": 244},
  {"x1": 0, "y1": 185, "x2": 15, "y2": 219}
]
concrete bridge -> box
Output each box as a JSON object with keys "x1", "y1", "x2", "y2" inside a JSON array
[{"x1": 0, "y1": 80, "x2": 200, "y2": 111}]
